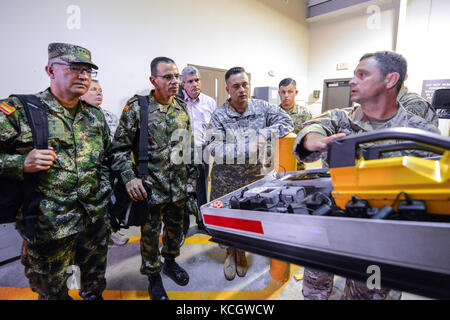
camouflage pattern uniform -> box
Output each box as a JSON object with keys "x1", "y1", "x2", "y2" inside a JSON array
[
  {"x1": 397, "y1": 87, "x2": 439, "y2": 127},
  {"x1": 283, "y1": 104, "x2": 312, "y2": 134},
  {"x1": 207, "y1": 98, "x2": 293, "y2": 200},
  {"x1": 293, "y1": 104, "x2": 440, "y2": 300},
  {"x1": 101, "y1": 107, "x2": 119, "y2": 139},
  {"x1": 282, "y1": 104, "x2": 312, "y2": 170},
  {"x1": 111, "y1": 91, "x2": 198, "y2": 276},
  {"x1": 295, "y1": 103, "x2": 440, "y2": 164},
  {"x1": 0, "y1": 89, "x2": 112, "y2": 299}
]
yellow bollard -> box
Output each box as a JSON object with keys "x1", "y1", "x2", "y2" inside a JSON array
[
  {"x1": 270, "y1": 259, "x2": 291, "y2": 283},
  {"x1": 269, "y1": 133, "x2": 298, "y2": 283},
  {"x1": 275, "y1": 132, "x2": 298, "y2": 173}
]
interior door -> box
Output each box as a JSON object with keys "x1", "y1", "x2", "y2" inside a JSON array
[{"x1": 189, "y1": 64, "x2": 251, "y2": 107}]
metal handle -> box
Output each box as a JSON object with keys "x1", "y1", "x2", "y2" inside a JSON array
[{"x1": 328, "y1": 127, "x2": 450, "y2": 168}]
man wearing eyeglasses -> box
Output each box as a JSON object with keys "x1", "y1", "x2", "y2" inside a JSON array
[
  {"x1": 111, "y1": 56, "x2": 198, "y2": 300},
  {"x1": 0, "y1": 43, "x2": 112, "y2": 300}
]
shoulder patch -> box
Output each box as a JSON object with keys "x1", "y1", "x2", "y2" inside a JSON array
[
  {"x1": 123, "y1": 105, "x2": 130, "y2": 112},
  {"x1": 0, "y1": 102, "x2": 16, "y2": 115},
  {"x1": 311, "y1": 111, "x2": 329, "y2": 120},
  {"x1": 127, "y1": 96, "x2": 139, "y2": 105},
  {"x1": 174, "y1": 95, "x2": 187, "y2": 107}
]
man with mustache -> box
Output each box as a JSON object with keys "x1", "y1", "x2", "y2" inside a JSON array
[
  {"x1": 0, "y1": 43, "x2": 112, "y2": 300},
  {"x1": 293, "y1": 51, "x2": 440, "y2": 300},
  {"x1": 179, "y1": 66, "x2": 216, "y2": 242},
  {"x1": 206, "y1": 67, "x2": 293, "y2": 281},
  {"x1": 111, "y1": 57, "x2": 198, "y2": 300}
]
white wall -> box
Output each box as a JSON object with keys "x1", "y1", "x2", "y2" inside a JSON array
[
  {"x1": 398, "y1": 0, "x2": 450, "y2": 94},
  {"x1": 0, "y1": 0, "x2": 309, "y2": 116},
  {"x1": 306, "y1": 1, "x2": 398, "y2": 116},
  {"x1": 305, "y1": 0, "x2": 450, "y2": 117}
]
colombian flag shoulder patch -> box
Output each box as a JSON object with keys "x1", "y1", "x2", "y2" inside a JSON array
[{"x1": 0, "y1": 102, "x2": 16, "y2": 115}]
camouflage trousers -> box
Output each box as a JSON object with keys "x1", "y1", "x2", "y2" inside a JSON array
[
  {"x1": 211, "y1": 163, "x2": 263, "y2": 253},
  {"x1": 140, "y1": 199, "x2": 186, "y2": 276},
  {"x1": 302, "y1": 267, "x2": 391, "y2": 300},
  {"x1": 210, "y1": 163, "x2": 263, "y2": 201},
  {"x1": 21, "y1": 218, "x2": 110, "y2": 300},
  {"x1": 302, "y1": 268, "x2": 334, "y2": 300}
]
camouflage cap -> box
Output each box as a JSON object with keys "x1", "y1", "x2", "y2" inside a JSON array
[{"x1": 48, "y1": 42, "x2": 98, "y2": 70}]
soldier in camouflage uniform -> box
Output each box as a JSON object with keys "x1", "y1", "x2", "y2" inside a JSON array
[
  {"x1": 397, "y1": 83, "x2": 438, "y2": 126},
  {"x1": 278, "y1": 78, "x2": 312, "y2": 170},
  {"x1": 111, "y1": 57, "x2": 198, "y2": 300},
  {"x1": 206, "y1": 67, "x2": 293, "y2": 281},
  {"x1": 293, "y1": 51, "x2": 440, "y2": 300},
  {"x1": 0, "y1": 43, "x2": 112, "y2": 300}
]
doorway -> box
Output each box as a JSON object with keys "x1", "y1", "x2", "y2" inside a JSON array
[{"x1": 189, "y1": 64, "x2": 251, "y2": 107}]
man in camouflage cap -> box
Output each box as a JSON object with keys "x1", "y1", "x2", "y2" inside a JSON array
[
  {"x1": 0, "y1": 43, "x2": 112, "y2": 300},
  {"x1": 206, "y1": 67, "x2": 293, "y2": 281},
  {"x1": 293, "y1": 51, "x2": 440, "y2": 300},
  {"x1": 111, "y1": 57, "x2": 198, "y2": 300},
  {"x1": 278, "y1": 77, "x2": 312, "y2": 170},
  {"x1": 47, "y1": 42, "x2": 98, "y2": 70}
]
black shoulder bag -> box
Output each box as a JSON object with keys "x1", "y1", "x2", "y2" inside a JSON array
[
  {"x1": 110, "y1": 95, "x2": 152, "y2": 230},
  {"x1": 0, "y1": 95, "x2": 48, "y2": 243}
]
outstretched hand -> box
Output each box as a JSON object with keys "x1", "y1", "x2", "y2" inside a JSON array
[{"x1": 303, "y1": 132, "x2": 347, "y2": 152}]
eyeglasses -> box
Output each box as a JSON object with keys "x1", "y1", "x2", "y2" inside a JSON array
[
  {"x1": 51, "y1": 62, "x2": 98, "y2": 77},
  {"x1": 155, "y1": 73, "x2": 180, "y2": 81}
]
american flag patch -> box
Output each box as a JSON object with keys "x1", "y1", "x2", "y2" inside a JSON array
[{"x1": 0, "y1": 102, "x2": 16, "y2": 115}]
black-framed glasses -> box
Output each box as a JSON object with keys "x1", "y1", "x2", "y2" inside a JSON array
[
  {"x1": 51, "y1": 62, "x2": 97, "y2": 77},
  {"x1": 155, "y1": 73, "x2": 180, "y2": 81}
]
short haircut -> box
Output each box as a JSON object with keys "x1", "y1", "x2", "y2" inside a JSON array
[
  {"x1": 150, "y1": 56, "x2": 175, "y2": 76},
  {"x1": 279, "y1": 78, "x2": 296, "y2": 88},
  {"x1": 181, "y1": 66, "x2": 200, "y2": 82},
  {"x1": 225, "y1": 67, "x2": 246, "y2": 84},
  {"x1": 360, "y1": 51, "x2": 407, "y2": 92}
]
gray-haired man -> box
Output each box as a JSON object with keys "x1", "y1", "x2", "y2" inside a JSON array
[{"x1": 180, "y1": 66, "x2": 216, "y2": 238}]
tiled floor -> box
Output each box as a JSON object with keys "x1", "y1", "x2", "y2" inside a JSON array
[{"x1": 0, "y1": 220, "x2": 429, "y2": 300}]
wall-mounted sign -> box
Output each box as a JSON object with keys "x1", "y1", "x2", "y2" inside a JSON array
[
  {"x1": 421, "y1": 79, "x2": 450, "y2": 103},
  {"x1": 336, "y1": 62, "x2": 349, "y2": 70}
]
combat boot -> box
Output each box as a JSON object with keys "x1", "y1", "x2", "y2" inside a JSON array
[
  {"x1": 163, "y1": 258, "x2": 189, "y2": 286},
  {"x1": 224, "y1": 248, "x2": 236, "y2": 281},
  {"x1": 79, "y1": 290, "x2": 104, "y2": 300},
  {"x1": 38, "y1": 290, "x2": 73, "y2": 300},
  {"x1": 235, "y1": 249, "x2": 248, "y2": 277},
  {"x1": 148, "y1": 273, "x2": 169, "y2": 300}
]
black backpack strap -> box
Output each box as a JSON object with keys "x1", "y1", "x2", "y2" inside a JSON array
[
  {"x1": 8, "y1": 94, "x2": 48, "y2": 243},
  {"x1": 135, "y1": 95, "x2": 149, "y2": 178},
  {"x1": 10, "y1": 95, "x2": 49, "y2": 150}
]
